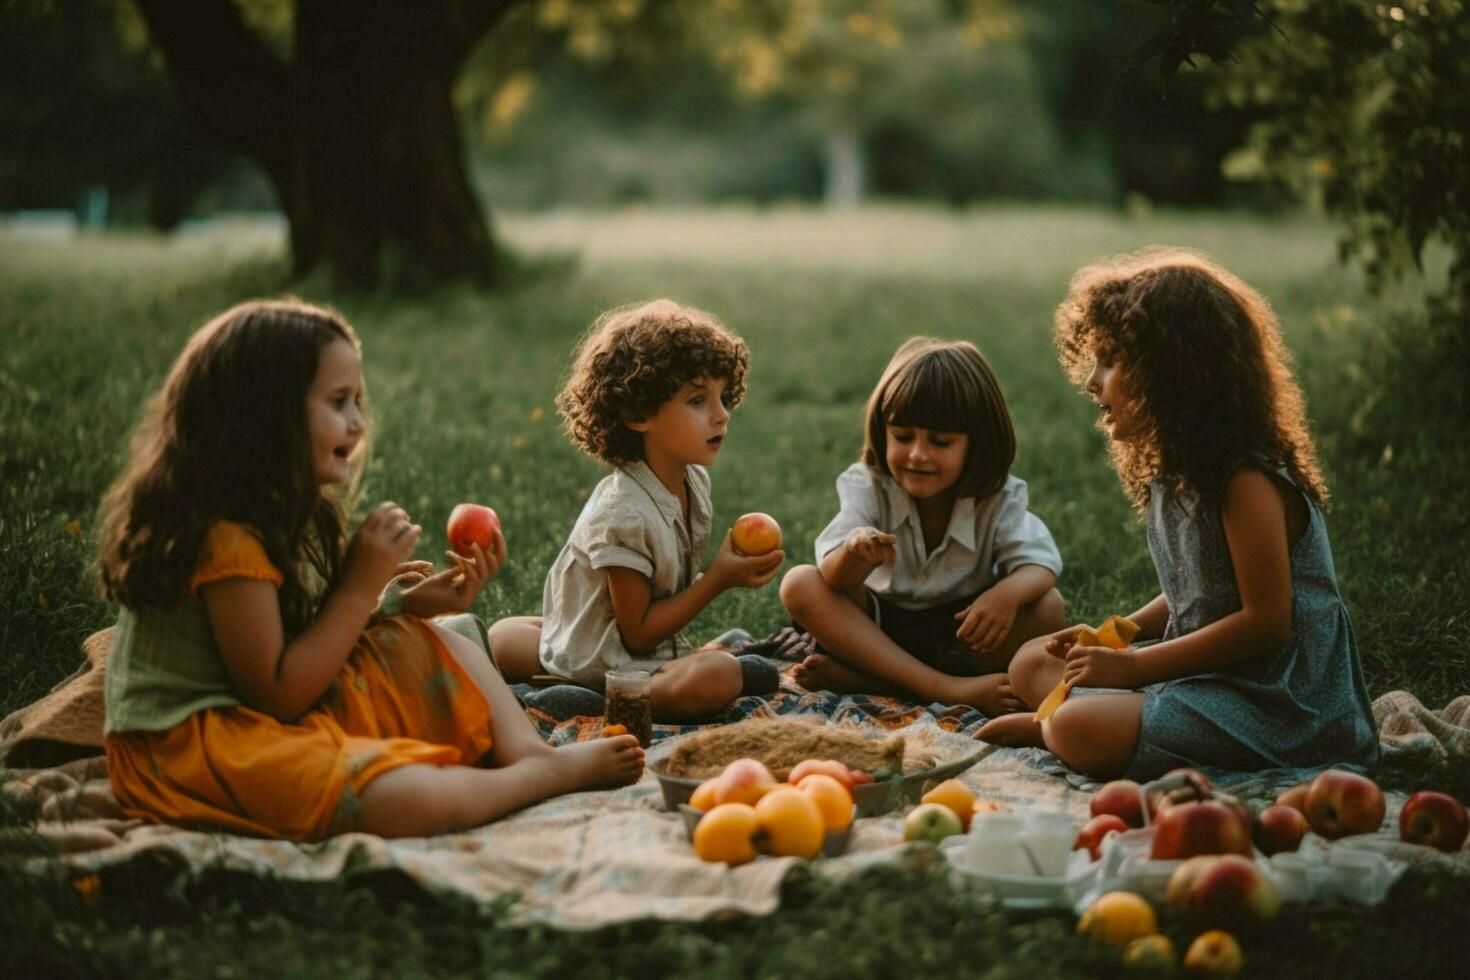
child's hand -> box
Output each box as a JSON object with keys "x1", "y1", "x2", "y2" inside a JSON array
[
  {"x1": 954, "y1": 590, "x2": 1019, "y2": 654},
  {"x1": 389, "y1": 561, "x2": 435, "y2": 589},
  {"x1": 1043, "y1": 624, "x2": 1094, "y2": 660},
  {"x1": 844, "y1": 526, "x2": 897, "y2": 566},
  {"x1": 345, "y1": 502, "x2": 422, "y2": 599},
  {"x1": 1062, "y1": 643, "x2": 1140, "y2": 689},
  {"x1": 709, "y1": 531, "x2": 784, "y2": 590},
  {"x1": 401, "y1": 538, "x2": 502, "y2": 618}
]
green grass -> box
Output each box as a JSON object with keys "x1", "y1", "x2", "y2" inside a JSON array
[{"x1": 2, "y1": 207, "x2": 1467, "y2": 976}]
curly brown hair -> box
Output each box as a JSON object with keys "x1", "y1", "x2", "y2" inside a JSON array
[
  {"x1": 557, "y1": 299, "x2": 749, "y2": 466},
  {"x1": 861, "y1": 337, "x2": 1016, "y2": 500},
  {"x1": 1055, "y1": 248, "x2": 1328, "y2": 510},
  {"x1": 97, "y1": 299, "x2": 365, "y2": 637}
]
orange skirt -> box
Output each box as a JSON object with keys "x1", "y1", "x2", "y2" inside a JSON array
[{"x1": 106, "y1": 616, "x2": 494, "y2": 842}]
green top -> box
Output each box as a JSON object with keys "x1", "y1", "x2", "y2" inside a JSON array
[{"x1": 103, "y1": 521, "x2": 426, "y2": 735}]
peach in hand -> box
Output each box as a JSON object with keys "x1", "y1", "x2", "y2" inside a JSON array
[
  {"x1": 446, "y1": 503, "x2": 500, "y2": 557},
  {"x1": 731, "y1": 512, "x2": 782, "y2": 556}
]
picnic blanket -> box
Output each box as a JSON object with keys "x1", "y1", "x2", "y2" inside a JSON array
[{"x1": 3, "y1": 630, "x2": 1469, "y2": 929}]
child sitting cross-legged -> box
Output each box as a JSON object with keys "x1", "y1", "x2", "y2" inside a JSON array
[{"x1": 490, "y1": 300, "x2": 784, "y2": 721}]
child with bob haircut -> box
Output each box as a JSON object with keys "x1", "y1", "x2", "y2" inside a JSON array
[
  {"x1": 978, "y1": 249, "x2": 1379, "y2": 779},
  {"x1": 98, "y1": 299, "x2": 643, "y2": 842},
  {"x1": 780, "y1": 337, "x2": 1066, "y2": 715},
  {"x1": 489, "y1": 299, "x2": 784, "y2": 720}
]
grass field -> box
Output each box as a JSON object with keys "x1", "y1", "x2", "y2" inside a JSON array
[{"x1": 3, "y1": 206, "x2": 1468, "y2": 976}]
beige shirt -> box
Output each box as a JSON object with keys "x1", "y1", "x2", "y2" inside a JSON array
[
  {"x1": 813, "y1": 463, "x2": 1062, "y2": 611},
  {"x1": 539, "y1": 461, "x2": 713, "y2": 686}
]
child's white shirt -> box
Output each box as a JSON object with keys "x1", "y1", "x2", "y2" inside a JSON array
[
  {"x1": 813, "y1": 463, "x2": 1062, "y2": 610},
  {"x1": 539, "y1": 461, "x2": 711, "y2": 686}
]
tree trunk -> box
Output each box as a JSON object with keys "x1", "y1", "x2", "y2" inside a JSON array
[
  {"x1": 132, "y1": 0, "x2": 517, "y2": 290},
  {"x1": 822, "y1": 126, "x2": 867, "y2": 208}
]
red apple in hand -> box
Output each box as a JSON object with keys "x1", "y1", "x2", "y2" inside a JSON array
[
  {"x1": 731, "y1": 512, "x2": 782, "y2": 556},
  {"x1": 1399, "y1": 790, "x2": 1469, "y2": 852},
  {"x1": 1150, "y1": 800, "x2": 1252, "y2": 860},
  {"x1": 1304, "y1": 769, "x2": 1385, "y2": 839},
  {"x1": 1091, "y1": 779, "x2": 1146, "y2": 828},
  {"x1": 446, "y1": 503, "x2": 500, "y2": 557},
  {"x1": 1075, "y1": 813, "x2": 1129, "y2": 860},
  {"x1": 1253, "y1": 804, "x2": 1310, "y2": 856}
]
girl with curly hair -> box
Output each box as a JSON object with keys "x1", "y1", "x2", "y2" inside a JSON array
[
  {"x1": 99, "y1": 300, "x2": 642, "y2": 841},
  {"x1": 779, "y1": 338, "x2": 1066, "y2": 715},
  {"x1": 488, "y1": 299, "x2": 784, "y2": 720},
  {"x1": 977, "y1": 250, "x2": 1379, "y2": 780}
]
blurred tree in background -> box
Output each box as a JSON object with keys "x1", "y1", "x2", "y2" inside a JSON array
[{"x1": 1211, "y1": 0, "x2": 1470, "y2": 332}]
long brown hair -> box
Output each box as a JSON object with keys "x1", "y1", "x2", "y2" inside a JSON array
[
  {"x1": 97, "y1": 299, "x2": 366, "y2": 636},
  {"x1": 861, "y1": 337, "x2": 1016, "y2": 499},
  {"x1": 1054, "y1": 248, "x2": 1327, "y2": 509}
]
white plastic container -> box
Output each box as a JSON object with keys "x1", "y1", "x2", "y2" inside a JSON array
[
  {"x1": 1024, "y1": 810, "x2": 1076, "y2": 877},
  {"x1": 965, "y1": 811, "x2": 1035, "y2": 876}
]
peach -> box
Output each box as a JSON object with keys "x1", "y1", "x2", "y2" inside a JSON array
[
  {"x1": 920, "y1": 778, "x2": 977, "y2": 830},
  {"x1": 1183, "y1": 929, "x2": 1243, "y2": 976},
  {"x1": 1076, "y1": 891, "x2": 1158, "y2": 950},
  {"x1": 714, "y1": 758, "x2": 777, "y2": 807},
  {"x1": 689, "y1": 778, "x2": 720, "y2": 812},
  {"x1": 797, "y1": 773, "x2": 854, "y2": 832},
  {"x1": 789, "y1": 759, "x2": 859, "y2": 791},
  {"x1": 1399, "y1": 790, "x2": 1469, "y2": 851},
  {"x1": 1275, "y1": 782, "x2": 1310, "y2": 815},
  {"x1": 1075, "y1": 813, "x2": 1129, "y2": 861},
  {"x1": 1090, "y1": 779, "x2": 1145, "y2": 828},
  {"x1": 1253, "y1": 804, "x2": 1310, "y2": 855},
  {"x1": 446, "y1": 503, "x2": 500, "y2": 557},
  {"x1": 1304, "y1": 769, "x2": 1385, "y2": 839},
  {"x1": 693, "y1": 803, "x2": 760, "y2": 865},
  {"x1": 731, "y1": 513, "x2": 782, "y2": 556},
  {"x1": 754, "y1": 786, "x2": 825, "y2": 858},
  {"x1": 1189, "y1": 854, "x2": 1280, "y2": 926}
]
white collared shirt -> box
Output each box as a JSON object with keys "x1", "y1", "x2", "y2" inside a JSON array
[
  {"x1": 813, "y1": 463, "x2": 1062, "y2": 610},
  {"x1": 539, "y1": 461, "x2": 712, "y2": 686}
]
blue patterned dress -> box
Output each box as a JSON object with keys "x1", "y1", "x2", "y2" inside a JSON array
[{"x1": 1124, "y1": 461, "x2": 1379, "y2": 780}]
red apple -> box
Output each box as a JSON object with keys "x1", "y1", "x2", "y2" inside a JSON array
[
  {"x1": 1165, "y1": 855, "x2": 1222, "y2": 912},
  {"x1": 1150, "y1": 800, "x2": 1252, "y2": 860},
  {"x1": 1399, "y1": 790, "x2": 1470, "y2": 852},
  {"x1": 1275, "y1": 783, "x2": 1310, "y2": 815},
  {"x1": 1253, "y1": 804, "x2": 1310, "y2": 856},
  {"x1": 446, "y1": 503, "x2": 500, "y2": 557},
  {"x1": 1304, "y1": 769, "x2": 1385, "y2": 840},
  {"x1": 1188, "y1": 854, "x2": 1280, "y2": 925},
  {"x1": 1090, "y1": 779, "x2": 1146, "y2": 828},
  {"x1": 1074, "y1": 813, "x2": 1129, "y2": 860},
  {"x1": 713, "y1": 758, "x2": 777, "y2": 807},
  {"x1": 730, "y1": 512, "x2": 782, "y2": 556}
]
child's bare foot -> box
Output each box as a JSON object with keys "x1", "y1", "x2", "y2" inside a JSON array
[
  {"x1": 551, "y1": 735, "x2": 645, "y2": 790},
  {"x1": 942, "y1": 673, "x2": 1025, "y2": 717},
  {"x1": 975, "y1": 712, "x2": 1046, "y2": 748},
  {"x1": 793, "y1": 652, "x2": 895, "y2": 695}
]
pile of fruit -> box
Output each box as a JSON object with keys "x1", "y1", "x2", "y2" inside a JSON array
[
  {"x1": 1072, "y1": 767, "x2": 1468, "y2": 975},
  {"x1": 686, "y1": 758, "x2": 864, "y2": 864}
]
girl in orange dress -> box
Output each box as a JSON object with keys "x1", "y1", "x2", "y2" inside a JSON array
[{"x1": 97, "y1": 299, "x2": 643, "y2": 841}]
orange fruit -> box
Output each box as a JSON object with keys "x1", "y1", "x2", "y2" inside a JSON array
[
  {"x1": 797, "y1": 773, "x2": 854, "y2": 831},
  {"x1": 692, "y1": 803, "x2": 760, "y2": 866},
  {"x1": 788, "y1": 759, "x2": 856, "y2": 790},
  {"x1": 753, "y1": 787, "x2": 825, "y2": 858},
  {"x1": 715, "y1": 758, "x2": 777, "y2": 807},
  {"x1": 921, "y1": 778, "x2": 978, "y2": 829},
  {"x1": 600, "y1": 724, "x2": 627, "y2": 738},
  {"x1": 1076, "y1": 891, "x2": 1158, "y2": 949},
  {"x1": 689, "y1": 778, "x2": 720, "y2": 812}
]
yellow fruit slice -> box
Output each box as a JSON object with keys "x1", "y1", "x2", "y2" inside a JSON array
[{"x1": 1035, "y1": 679, "x2": 1072, "y2": 721}]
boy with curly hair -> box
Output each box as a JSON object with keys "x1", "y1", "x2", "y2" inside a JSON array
[{"x1": 489, "y1": 300, "x2": 784, "y2": 720}]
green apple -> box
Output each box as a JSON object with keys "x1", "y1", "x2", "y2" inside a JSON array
[{"x1": 904, "y1": 802, "x2": 963, "y2": 843}]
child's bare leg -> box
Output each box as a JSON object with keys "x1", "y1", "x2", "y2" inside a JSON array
[
  {"x1": 650, "y1": 648, "x2": 744, "y2": 722},
  {"x1": 964, "y1": 588, "x2": 1068, "y2": 675},
  {"x1": 782, "y1": 565, "x2": 1012, "y2": 711},
  {"x1": 793, "y1": 652, "x2": 907, "y2": 698},
  {"x1": 356, "y1": 740, "x2": 644, "y2": 838},
  {"x1": 1041, "y1": 693, "x2": 1144, "y2": 779},
  {"x1": 1005, "y1": 634, "x2": 1067, "y2": 709},
  {"x1": 486, "y1": 615, "x2": 544, "y2": 683}
]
